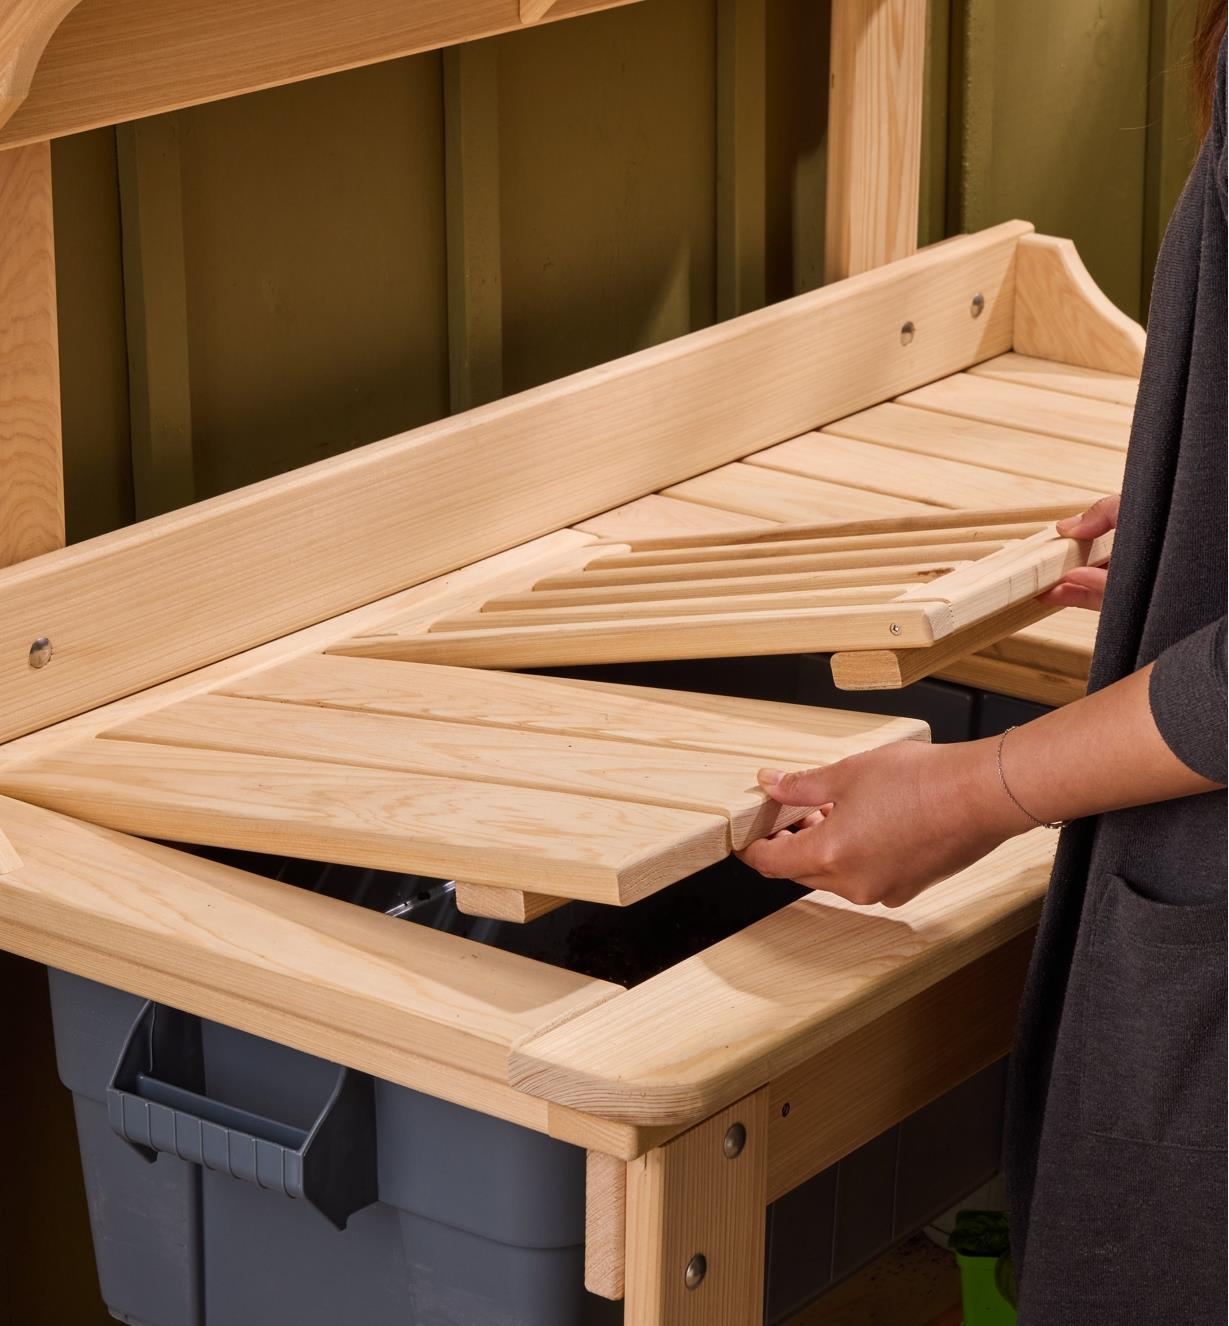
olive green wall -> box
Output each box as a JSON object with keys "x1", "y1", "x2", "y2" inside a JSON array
[{"x1": 50, "y1": 0, "x2": 1199, "y2": 545}]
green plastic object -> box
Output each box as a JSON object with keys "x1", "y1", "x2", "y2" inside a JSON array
[
  {"x1": 950, "y1": 1210, "x2": 1018, "y2": 1326},
  {"x1": 955, "y1": 1252, "x2": 1018, "y2": 1325}
]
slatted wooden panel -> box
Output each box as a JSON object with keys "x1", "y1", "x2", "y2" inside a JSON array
[
  {"x1": 0, "y1": 661, "x2": 928, "y2": 908},
  {"x1": 329, "y1": 507, "x2": 1111, "y2": 675}
]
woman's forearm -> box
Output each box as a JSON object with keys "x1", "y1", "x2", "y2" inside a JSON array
[{"x1": 959, "y1": 663, "x2": 1221, "y2": 838}]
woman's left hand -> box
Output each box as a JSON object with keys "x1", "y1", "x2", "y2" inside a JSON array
[{"x1": 736, "y1": 739, "x2": 1028, "y2": 907}]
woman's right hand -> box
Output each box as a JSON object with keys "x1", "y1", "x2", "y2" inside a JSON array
[{"x1": 1041, "y1": 495, "x2": 1120, "y2": 611}]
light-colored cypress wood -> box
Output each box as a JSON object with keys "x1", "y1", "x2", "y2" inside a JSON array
[
  {"x1": 0, "y1": 222, "x2": 1029, "y2": 745},
  {"x1": 455, "y1": 881, "x2": 569, "y2": 923},
  {"x1": 0, "y1": 737, "x2": 731, "y2": 905},
  {"x1": 748, "y1": 432, "x2": 1100, "y2": 509},
  {"x1": 0, "y1": 138, "x2": 63, "y2": 567},
  {"x1": 104, "y1": 692, "x2": 813, "y2": 850},
  {"x1": 899, "y1": 372, "x2": 1133, "y2": 450},
  {"x1": 0, "y1": 792, "x2": 619, "y2": 1084},
  {"x1": 0, "y1": 0, "x2": 642, "y2": 145},
  {"x1": 625, "y1": 1090, "x2": 768, "y2": 1325},
  {"x1": 968, "y1": 351, "x2": 1138, "y2": 406},
  {"x1": 822, "y1": 401, "x2": 1126, "y2": 494},
  {"x1": 585, "y1": 1149, "x2": 628, "y2": 1300},
  {"x1": 509, "y1": 831, "x2": 1057, "y2": 1125},
  {"x1": 766, "y1": 930, "x2": 1034, "y2": 1200},
  {"x1": 574, "y1": 494, "x2": 774, "y2": 540},
  {"x1": 824, "y1": 0, "x2": 926, "y2": 282},
  {"x1": 1012, "y1": 233, "x2": 1146, "y2": 376}
]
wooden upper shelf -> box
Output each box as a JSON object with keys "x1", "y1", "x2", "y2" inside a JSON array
[{"x1": 0, "y1": 0, "x2": 639, "y2": 148}]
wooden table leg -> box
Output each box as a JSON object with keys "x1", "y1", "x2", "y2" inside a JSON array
[{"x1": 625, "y1": 1088, "x2": 768, "y2": 1325}]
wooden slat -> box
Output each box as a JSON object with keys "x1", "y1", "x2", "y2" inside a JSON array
[
  {"x1": 104, "y1": 693, "x2": 811, "y2": 850},
  {"x1": 899, "y1": 373, "x2": 1132, "y2": 450},
  {"x1": 508, "y1": 831, "x2": 1057, "y2": 1125},
  {"x1": 0, "y1": 222, "x2": 1030, "y2": 745},
  {"x1": 455, "y1": 881, "x2": 569, "y2": 924},
  {"x1": 823, "y1": 402, "x2": 1126, "y2": 494},
  {"x1": 1012, "y1": 234, "x2": 1146, "y2": 377},
  {"x1": 0, "y1": 0, "x2": 641, "y2": 145},
  {"x1": 586, "y1": 520, "x2": 1049, "y2": 569},
  {"x1": 969, "y1": 352, "x2": 1138, "y2": 407},
  {"x1": 824, "y1": 0, "x2": 926, "y2": 281},
  {"x1": 441, "y1": 583, "x2": 919, "y2": 628},
  {"x1": 765, "y1": 931, "x2": 1033, "y2": 1201},
  {"x1": 625, "y1": 1090, "x2": 768, "y2": 1325},
  {"x1": 574, "y1": 494, "x2": 774, "y2": 539},
  {"x1": 487, "y1": 563, "x2": 959, "y2": 610},
  {"x1": 0, "y1": 738, "x2": 730, "y2": 905},
  {"x1": 665, "y1": 463, "x2": 934, "y2": 523},
  {"x1": 0, "y1": 139, "x2": 64, "y2": 567},
  {"x1": 222, "y1": 655, "x2": 930, "y2": 765},
  {"x1": 602, "y1": 504, "x2": 1081, "y2": 554},
  {"x1": 586, "y1": 1149, "x2": 628, "y2": 1300},
  {"x1": 748, "y1": 433, "x2": 1100, "y2": 508},
  {"x1": 333, "y1": 601, "x2": 938, "y2": 670},
  {"x1": 537, "y1": 543, "x2": 1002, "y2": 591},
  {"x1": 0, "y1": 794, "x2": 619, "y2": 1084}
]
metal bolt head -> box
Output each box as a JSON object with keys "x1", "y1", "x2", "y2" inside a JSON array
[
  {"x1": 28, "y1": 636, "x2": 53, "y2": 669},
  {"x1": 889, "y1": 622, "x2": 902, "y2": 637},
  {"x1": 684, "y1": 1253, "x2": 708, "y2": 1291},
  {"x1": 900, "y1": 321, "x2": 915, "y2": 345},
  {"x1": 971, "y1": 291, "x2": 985, "y2": 318},
  {"x1": 723, "y1": 1122, "x2": 747, "y2": 1159}
]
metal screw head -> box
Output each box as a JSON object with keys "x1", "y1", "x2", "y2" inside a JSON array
[
  {"x1": 684, "y1": 1253, "x2": 708, "y2": 1291},
  {"x1": 899, "y1": 321, "x2": 915, "y2": 345},
  {"x1": 971, "y1": 291, "x2": 985, "y2": 318},
  {"x1": 781, "y1": 1102, "x2": 792, "y2": 1118},
  {"x1": 28, "y1": 636, "x2": 53, "y2": 669},
  {"x1": 889, "y1": 622, "x2": 902, "y2": 637},
  {"x1": 723, "y1": 1122, "x2": 747, "y2": 1159}
]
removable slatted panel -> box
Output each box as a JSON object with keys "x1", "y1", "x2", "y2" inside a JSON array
[
  {"x1": 0, "y1": 660, "x2": 928, "y2": 909},
  {"x1": 327, "y1": 506, "x2": 1111, "y2": 676}
]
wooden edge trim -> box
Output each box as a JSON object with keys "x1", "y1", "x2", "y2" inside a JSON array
[
  {"x1": 585, "y1": 1150, "x2": 627, "y2": 1299},
  {"x1": 520, "y1": 0, "x2": 560, "y2": 19},
  {"x1": 0, "y1": 0, "x2": 85, "y2": 130},
  {"x1": 1013, "y1": 234, "x2": 1146, "y2": 377},
  {"x1": 507, "y1": 833, "x2": 1056, "y2": 1126}
]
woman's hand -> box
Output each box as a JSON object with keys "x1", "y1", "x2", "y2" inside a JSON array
[
  {"x1": 736, "y1": 738, "x2": 1030, "y2": 908},
  {"x1": 1040, "y1": 495, "x2": 1119, "y2": 610}
]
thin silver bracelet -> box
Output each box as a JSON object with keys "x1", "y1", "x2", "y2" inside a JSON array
[{"x1": 996, "y1": 726, "x2": 1067, "y2": 831}]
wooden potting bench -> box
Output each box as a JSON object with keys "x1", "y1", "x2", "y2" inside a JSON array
[{"x1": 0, "y1": 2, "x2": 1141, "y2": 1321}]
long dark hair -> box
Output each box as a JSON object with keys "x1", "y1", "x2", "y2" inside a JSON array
[{"x1": 1191, "y1": 0, "x2": 1226, "y2": 140}]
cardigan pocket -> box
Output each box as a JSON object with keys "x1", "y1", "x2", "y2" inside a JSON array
[{"x1": 1080, "y1": 874, "x2": 1227, "y2": 1151}]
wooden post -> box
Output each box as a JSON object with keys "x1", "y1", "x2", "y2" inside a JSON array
[
  {"x1": 624, "y1": 1089, "x2": 768, "y2": 1325},
  {"x1": 0, "y1": 139, "x2": 64, "y2": 566},
  {"x1": 824, "y1": 0, "x2": 927, "y2": 283}
]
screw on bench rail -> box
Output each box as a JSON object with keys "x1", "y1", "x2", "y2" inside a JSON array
[
  {"x1": 684, "y1": 1253, "x2": 707, "y2": 1290},
  {"x1": 28, "y1": 637, "x2": 52, "y2": 669}
]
